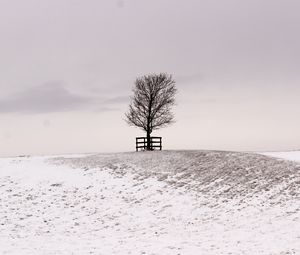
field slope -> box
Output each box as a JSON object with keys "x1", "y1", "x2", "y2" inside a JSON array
[{"x1": 0, "y1": 151, "x2": 299, "y2": 254}]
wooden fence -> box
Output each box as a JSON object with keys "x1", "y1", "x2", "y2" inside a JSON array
[{"x1": 136, "y1": 137, "x2": 162, "y2": 151}]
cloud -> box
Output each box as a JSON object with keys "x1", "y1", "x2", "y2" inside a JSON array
[
  {"x1": 0, "y1": 82, "x2": 97, "y2": 114},
  {"x1": 105, "y1": 96, "x2": 129, "y2": 105},
  {"x1": 175, "y1": 73, "x2": 203, "y2": 85},
  {"x1": 116, "y1": 0, "x2": 125, "y2": 8},
  {"x1": 0, "y1": 82, "x2": 132, "y2": 114}
]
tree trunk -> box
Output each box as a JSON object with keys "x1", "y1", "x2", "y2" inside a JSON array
[{"x1": 146, "y1": 131, "x2": 151, "y2": 150}]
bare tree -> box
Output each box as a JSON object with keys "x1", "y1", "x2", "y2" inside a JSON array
[{"x1": 125, "y1": 73, "x2": 177, "y2": 150}]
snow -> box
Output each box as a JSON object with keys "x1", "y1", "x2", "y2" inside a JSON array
[
  {"x1": 262, "y1": 151, "x2": 300, "y2": 163},
  {"x1": 0, "y1": 151, "x2": 299, "y2": 254}
]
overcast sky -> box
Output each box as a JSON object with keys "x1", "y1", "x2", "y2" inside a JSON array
[{"x1": 1, "y1": 0, "x2": 300, "y2": 156}]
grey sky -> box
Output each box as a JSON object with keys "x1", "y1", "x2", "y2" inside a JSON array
[{"x1": 1, "y1": 0, "x2": 300, "y2": 156}]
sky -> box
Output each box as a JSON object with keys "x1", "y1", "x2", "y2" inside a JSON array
[{"x1": 1, "y1": 0, "x2": 300, "y2": 156}]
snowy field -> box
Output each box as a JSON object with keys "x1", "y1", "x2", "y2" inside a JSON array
[
  {"x1": 0, "y1": 151, "x2": 299, "y2": 254},
  {"x1": 262, "y1": 151, "x2": 300, "y2": 163}
]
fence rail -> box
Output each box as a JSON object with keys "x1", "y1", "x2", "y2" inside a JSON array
[{"x1": 136, "y1": 137, "x2": 162, "y2": 151}]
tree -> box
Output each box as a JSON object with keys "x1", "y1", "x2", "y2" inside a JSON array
[{"x1": 125, "y1": 73, "x2": 177, "y2": 150}]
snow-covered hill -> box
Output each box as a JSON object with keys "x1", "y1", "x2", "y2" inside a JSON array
[{"x1": 0, "y1": 151, "x2": 299, "y2": 254}]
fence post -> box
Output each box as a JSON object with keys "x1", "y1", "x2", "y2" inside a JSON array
[{"x1": 136, "y1": 138, "x2": 138, "y2": 152}]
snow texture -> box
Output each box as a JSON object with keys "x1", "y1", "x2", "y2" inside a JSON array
[{"x1": 0, "y1": 151, "x2": 299, "y2": 254}]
